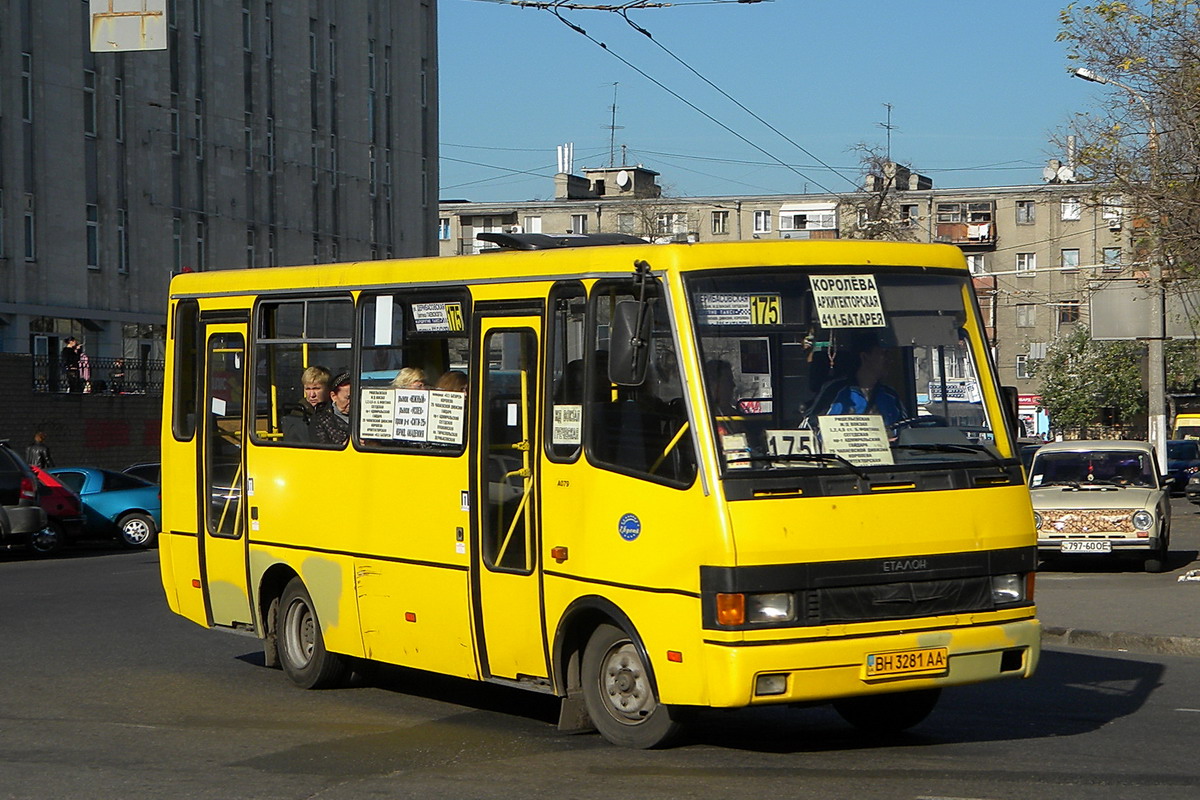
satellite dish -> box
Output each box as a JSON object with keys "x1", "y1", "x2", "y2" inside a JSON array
[
  {"x1": 1042, "y1": 166, "x2": 1058, "y2": 183},
  {"x1": 616, "y1": 170, "x2": 630, "y2": 188},
  {"x1": 1057, "y1": 165, "x2": 1076, "y2": 183}
]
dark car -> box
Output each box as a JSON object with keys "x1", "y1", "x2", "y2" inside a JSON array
[
  {"x1": 122, "y1": 462, "x2": 161, "y2": 484},
  {"x1": 0, "y1": 441, "x2": 53, "y2": 555},
  {"x1": 1187, "y1": 473, "x2": 1200, "y2": 505},
  {"x1": 1166, "y1": 439, "x2": 1200, "y2": 495}
]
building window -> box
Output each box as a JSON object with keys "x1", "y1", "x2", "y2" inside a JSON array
[
  {"x1": 1061, "y1": 248, "x2": 1080, "y2": 272},
  {"x1": 83, "y1": 70, "x2": 97, "y2": 136},
  {"x1": 1016, "y1": 303, "x2": 1036, "y2": 328},
  {"x1": 117, "y1": 209, "x2": 129, "y2": 274},
  {"x1": 437, "y1": 218, "x2": 451, "y2": 240},
  {"x1": 571, "y1": 214, "x2": 588, "y2": 235},
  {"x1": 1015, "y1": 200, "x2": 1035, "y2": 225},
  {"x1": 195, "y1": 218, "x2": 206, "y2": 271},
  {"x1": 1016, "y1": 355, "x2": 1030, "y2": 379},
  {"x1": 1058, "y1": 300, "x2": 1081, "y2": 325},
  {"x1": 246, "y1": 228, "x2": 256, "y2": 268},
  {"x1": 172, "y1": 217, "x2": 182, "y2": 272},
  {"x1": 966, "y1": 254, "x2": 985, "y2": 274},
  {"x1": 114, "y1": 77, "x2": 125, "y2": 142},
  {"x1": 1016, "y1": 252, "x2": 1036, "y2": 276},
  {"x1": 86, "y1": 205, "x2": 100, "y2": 269},
  {"x1": 24, "y1": 209, "x2": 36, "y2": 260},
  {"x1": 900, "y1": 203, "x2": 919, "y2": 226},
  {"x1": 242, "y1": 0, "x2": 252, "y2": 52},
  {"x1": 617, "y1": 213, "x2": 634, "y2": 234},
  {"x1": 656, "y1": 213, "x2": 686, "y2": 236},
  {"x1": 1061, "y1": 196, "x2": 1081, "y2": 221},
  {"x1": 711, "y1": 210, "x2": 729, "y2": 235},
  {"x1": 21, "y1": 53, "x2": 33, "y2": 122},
  {"x1": 1102, "y1": 247, "x2": 1122, "y2": 270},
  {"x1": 523, "y1": 216, "x2": 542, "y2": 234},
  {"x1": 753, "y1": 210, "x2": 771, "y2": 234},
  {"x1": 170, "y1": 107, "x2": 180, "y2": 154}
]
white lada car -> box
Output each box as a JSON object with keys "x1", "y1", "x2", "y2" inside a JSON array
[{"x1": 1028, "y1": 440, "x2": 1171, "y2": 573}]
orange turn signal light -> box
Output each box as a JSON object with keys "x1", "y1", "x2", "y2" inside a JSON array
[
  {"x1": 716, "y1": 593, "x2": 745, "y2": 626},
  {"x1": 404, "y1": 612, "x2": 417, "y2": 623}
]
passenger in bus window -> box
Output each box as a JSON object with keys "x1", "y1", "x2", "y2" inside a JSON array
[
  {"x1": 390, "y1": 366, "x2": 428, "y2": 390},
  {"x1": 435, "y1": 370, "x2": 468, "y2": 393},
  {"x1": 312, "y1": 370, "x2": 351, "y2": 446},
  {"x1": 282, "y1": 365, "x2": 330, "y2": 443},
  {"x1": 806, "y1": 330, "x2": 909, "y2": 431}
]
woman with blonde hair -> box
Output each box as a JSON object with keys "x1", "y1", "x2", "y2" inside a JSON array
[{"x1": 390, "y1": 366, "x2": 428, "y2": 389}]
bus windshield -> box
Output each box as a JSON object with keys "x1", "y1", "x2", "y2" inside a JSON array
[{"x1": 686, "y1": 268, "x2": 1001, "y2": 473}]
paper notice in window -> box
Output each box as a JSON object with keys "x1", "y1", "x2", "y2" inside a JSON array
[
  {"x1": 428, "y1": 390, "x2": 466, "y2": 444},
  {"x1": 395, "y1": 389, "x2": 430, "y2": 440},
  {"x1": 552, "y1": 404, "x2": 582, "y2": 445},
  {"x1": 808, "y1": 274, "x2": 886, "y2": 329},
  {"x1": 817, "y1": 415, "x2": 894, "y2": 466},
  {"x1": 360, "y1": 388, "x2": 397, "y2": 439}
]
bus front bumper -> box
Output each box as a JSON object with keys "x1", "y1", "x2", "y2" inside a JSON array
[{"x1": 693, "y1": 617, "x2": 1041, "y2": 708}]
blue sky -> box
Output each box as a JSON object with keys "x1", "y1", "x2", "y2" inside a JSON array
[{"x1": 438, "y1": 0, "x2": 1101, "y2": 202}]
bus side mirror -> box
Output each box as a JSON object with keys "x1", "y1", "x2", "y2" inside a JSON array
[
  {"x1": 1000, "y1": 385, "x2": 1021, "y2": 438},
  {"x1": 609, "y1": 300, "x2": 651, "y2": 387}
]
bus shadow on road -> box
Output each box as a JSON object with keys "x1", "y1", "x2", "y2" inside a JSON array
[
  {"x1": 233, "y1": 646, "x2": 1164, "y2": 754},
  {"x1": 679, "y1": 648, "x2": 1163, "y2": 752}
]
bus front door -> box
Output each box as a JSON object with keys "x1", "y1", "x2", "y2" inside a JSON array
[
  {"x1": 473, "y1": 319, "x2": 548, "y2": 682},
  {"x1": 200, "y1": 323, "x2": 253, "y2": 628}
]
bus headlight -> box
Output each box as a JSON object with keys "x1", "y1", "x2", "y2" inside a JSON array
[
  {"x1": 746, "y1": 592, "x2": 795, "y2": 623},
  {"x1": 991, "y1": 573, "x2": 1026, "y2": 604},
  {"x1": 1033, "y1": 511, "x2": 1043, "y2": 530},
  {"x1": 1132, "y1": 510, "x2": 1153, "y2": 531}
]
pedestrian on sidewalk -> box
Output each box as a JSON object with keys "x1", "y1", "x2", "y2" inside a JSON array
[{"x1": 25, "y1": 431, "x2": 55, "y2": 469}]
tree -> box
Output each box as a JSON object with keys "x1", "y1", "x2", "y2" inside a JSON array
[
  {"x1": 1033, "y1": 325, "x2": 1145, "y2": 431},
  {"x1": 844, "y1": 144, "x2": 921, "y2": 241},
  {"x1": 1057, "y1": 1, "x2": 1200, "y2": 277}
]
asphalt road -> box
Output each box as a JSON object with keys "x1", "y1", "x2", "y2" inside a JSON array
[{"x1": 4, "y1": 538, "x2": 1200, "y2": 799}]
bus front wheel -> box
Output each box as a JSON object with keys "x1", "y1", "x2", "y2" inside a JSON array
[
  {"x1": 833, "y1": 688, "x2": 941, "y2": 735},
  {"x1": 581, "y1": 623, "x2": 681, "y2": 749},
  {"x1": 277, "y1": 577, "x2": 349, "y2": 690}
]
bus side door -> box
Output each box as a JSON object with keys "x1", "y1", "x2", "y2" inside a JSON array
[
  {"x1": 472, "y1": 315, "x2": 548, "y2": 682},
  {"x1": 200, "y1": 320, "x2": 253, "y2": 628}
]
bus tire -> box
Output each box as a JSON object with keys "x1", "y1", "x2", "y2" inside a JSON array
[
  {"x1": 581, "y1": 623, "x2": 680, "y2": 749},
  {"x1": 833, "y1": 688, "x2": 941, "y2": 735},
  {"x1": 278, "y1": 577, "x2": 349, "y2": 690}
]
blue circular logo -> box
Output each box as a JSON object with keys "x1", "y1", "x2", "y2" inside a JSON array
[{"x1": 618, "y1": 513, "x2": 642, "y2": 541}]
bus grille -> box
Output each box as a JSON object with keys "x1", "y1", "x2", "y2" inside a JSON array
[{"x1": 810, "y1": 576, "x2": 995, "y2": 624}]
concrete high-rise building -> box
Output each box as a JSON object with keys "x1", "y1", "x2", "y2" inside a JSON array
[{"x1": 0, "y1": 0, "x2": 438, "y2": 376}]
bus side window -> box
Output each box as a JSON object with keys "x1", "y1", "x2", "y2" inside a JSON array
[
  {"x1": 587, "y1": 281, "x2": 696, "y2": 487},
  {"x1": 172, "y1": 300, "x2": 200, "y2": 441},
  {"x1": 252, "y1": 296, "x2": 353, "y2": 448},
  {"x1": 357, "y1": 291, "x2": 471, "y2": 454},
  {"x1": 545, "y1": 281, "x2": 587, "y2": 462}
]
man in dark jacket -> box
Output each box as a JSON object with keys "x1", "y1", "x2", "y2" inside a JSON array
[
  {"x1": 312, "y1": 370, "x2": 351, "y2": 446},
  {"x1": 25, "y1": 432, "x2": 54, "y2": 469}
]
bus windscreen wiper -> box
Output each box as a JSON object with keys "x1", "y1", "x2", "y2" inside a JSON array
[
  {"x1": 892, "y1": 442, "x2": 1005, "y2": 467},
  {"x1": 726, "y1": 452, "x2": 869, "y2": 480}
]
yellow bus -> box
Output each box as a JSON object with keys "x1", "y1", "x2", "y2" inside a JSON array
[{"x1": 159, "y1": 235, "x2": 1040, "y2": 748}]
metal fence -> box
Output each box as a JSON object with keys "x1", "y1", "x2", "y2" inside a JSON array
[{"x1": 32, "y1": 354, "x2": 165, "y2": 396}]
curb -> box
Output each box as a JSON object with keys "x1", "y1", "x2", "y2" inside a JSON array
[{"x1": 1042, "y1": 626, "x2": 1200, "y2": 657}]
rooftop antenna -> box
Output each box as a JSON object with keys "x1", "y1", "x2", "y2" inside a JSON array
[
  {"x1": 608, "y1": 82, "x2": 624, "y2": 167},
  {"x1": 877, "y1": 103, "x2": 897, "y2": 161}
]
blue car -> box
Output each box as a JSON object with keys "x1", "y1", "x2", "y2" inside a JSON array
[
  {"x1": 1166, "y1": 440, "x2": 1200, "y2": 496},
  {"x1": 48, "y1": 467, "x2": 161, "y2": 548}
]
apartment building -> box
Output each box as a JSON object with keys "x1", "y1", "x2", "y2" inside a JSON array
[
  {"x1": 0, "y1": 0, "x2": 438, "y2": 377},
  {"x1": 439, "y1": 164, "x2": 1131, "y2": 436}
]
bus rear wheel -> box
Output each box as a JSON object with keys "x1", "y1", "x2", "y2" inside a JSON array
[
  {"x1": 581, "y1": 623, "x2": 680, "y2": 749},
  {"x1": 277, "y1": 577, "x2": 349, "y2": 689},
  {"x1": 833, "y1": 688, "x2": 940, "y2": 735}
]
